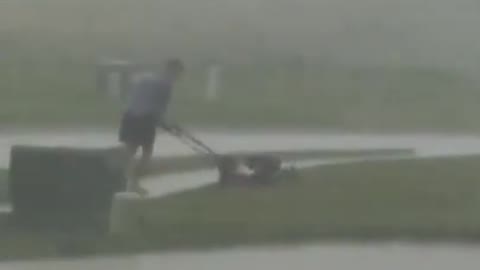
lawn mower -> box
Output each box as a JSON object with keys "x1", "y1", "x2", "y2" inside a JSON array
[{"x1": 163, "y1": 124, "x2": 289, "y2": 186}]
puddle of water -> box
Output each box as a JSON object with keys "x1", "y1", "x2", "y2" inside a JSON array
[{"x1": 143, "y1": 169, "x2": 217, "y2": 198}]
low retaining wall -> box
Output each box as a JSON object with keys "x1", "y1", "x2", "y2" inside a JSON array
[{"x1": 8, "y1": 145, "x2": 128, "y2": 232}]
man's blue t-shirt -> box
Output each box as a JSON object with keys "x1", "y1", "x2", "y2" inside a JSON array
[{"x1": 126, "y1": 74, "x2": 172, "y2": 121}]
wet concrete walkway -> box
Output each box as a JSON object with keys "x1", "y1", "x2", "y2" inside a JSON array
[
  {"x1": 3, "y1": 243, "x2": 480, "y2": 270},
  {"x1": 2, "y1": 130, "x2": 480, "y2": 166}
]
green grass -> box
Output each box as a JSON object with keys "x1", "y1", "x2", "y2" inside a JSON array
[
  {"x1": 2, "y1": 60, "x2": 480, "y2": 131},
  {"x1": 2, "y1": 154, "x2": 480, "y2": 261},
  {"x1": 119, "y1": 155, "x2": 480, "y2": 251}
]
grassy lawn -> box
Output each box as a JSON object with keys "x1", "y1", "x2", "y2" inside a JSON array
[
  {"x1": 2, "y1": 59, "x2": 480, "y2": 131},
  {"x1": 1, "y1": 154, "x2": 480, "y2": 261},
  {"x1": 115, "y1": 155, "x2": 480, "y2": 252}
]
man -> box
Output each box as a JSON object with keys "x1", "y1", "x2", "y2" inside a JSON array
[{"x1": 118, "y1": 58, "x2": 184, "y2": 194}]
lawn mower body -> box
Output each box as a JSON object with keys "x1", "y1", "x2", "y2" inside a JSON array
[{"x1": 165, "y1": 125, "x2": 287, "y2": 186}]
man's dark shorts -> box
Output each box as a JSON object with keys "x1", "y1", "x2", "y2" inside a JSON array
[{"x1": 119, "y1": 112, "x2": 157, "y2": 148}]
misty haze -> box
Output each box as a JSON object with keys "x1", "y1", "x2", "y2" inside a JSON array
[
  {"x1": 2, "y1": 0, "x2": 480, "y2": 68},
  {"x1": 1, "y1": 0, "x2": 480, "y2": 269}
]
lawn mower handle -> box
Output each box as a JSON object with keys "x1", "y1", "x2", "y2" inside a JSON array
[{"x1": 162, "y1": 123, "x2": 220, "y2": 159}]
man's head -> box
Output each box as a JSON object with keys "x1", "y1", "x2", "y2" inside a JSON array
[{"x1": 164, "y1": 58, "x2": 185, "y2": 82}]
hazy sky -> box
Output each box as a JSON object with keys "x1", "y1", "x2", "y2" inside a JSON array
[{"x1": 1, "y1": 0, "x2": 480, "y2": 71}]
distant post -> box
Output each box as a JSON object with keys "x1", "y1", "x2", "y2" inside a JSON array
[
  {"x1": 96, "y1": 59, "x2": 132, "y2": 102},
  {"x1": 205, "y1": 63, "x2": 222, "y2": 102}
]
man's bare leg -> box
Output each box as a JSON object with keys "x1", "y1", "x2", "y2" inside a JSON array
[
  {"x1": 128, "y1": 143, "x2": 153, "y2": 195},
  {"x1": 139, "y1": 144, "x2": 154, "y2": 176},
  {"x1": 124, "y1": 143, "x2": 139, "y2": 192},
  {"x1": 138, "y1": 144, "x2": 154, "y2": 194}
]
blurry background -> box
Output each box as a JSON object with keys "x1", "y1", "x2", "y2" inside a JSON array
[{"x1": 1, "y1": 0, "x2": 480, "y2": 130}]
